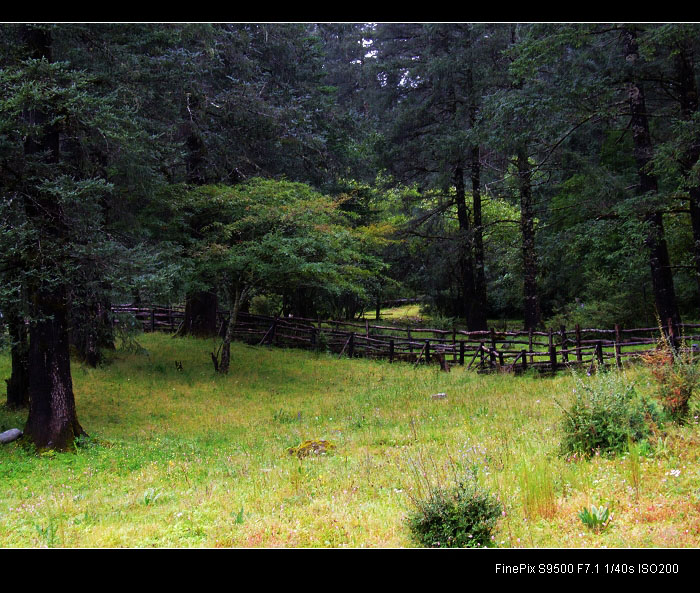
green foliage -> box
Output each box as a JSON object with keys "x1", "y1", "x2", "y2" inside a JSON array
[
  {"x1": 578, "y1": 504, "x2": 613, "y2": 532},
  {"x1": 558, "y1": 371, "x2": 665, "y2": 458},
  {"x1": 113, "y1": 313, "x2": 149, "y2": 356},
  {"x1": 153, "y1": 179, "x2": 389, "y2": 317},
  {"x1": 642, "y1": 339, "x2": 700, "y2": 423},
  {"x1": 249, "y1": 295, "x2": 282, "y2": 317},
  {"x1": 406, "y1": 477, "x2": 503, "y2": 548}
]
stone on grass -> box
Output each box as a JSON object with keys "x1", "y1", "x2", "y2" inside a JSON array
[{"x1": 0, "y1": 428, "x2": 23, "y2": 444}]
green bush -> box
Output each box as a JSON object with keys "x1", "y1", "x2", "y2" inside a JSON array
[
  {"x1": 249, "y1": 294, "x2": 282, "y2": 317},
  {"x1": 642, "y1": 340, "x2": 700, "y2": 423},
  {"x1": 559, "y1": 371, "x2": 665, "y2": 458},
  {"x1": 406, "y1": 479, "x2": 502, "y2": 548}
]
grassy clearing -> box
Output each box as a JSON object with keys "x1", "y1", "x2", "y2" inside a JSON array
[{"x1": 1, "y1": 332, "x2": 699, "y2": 548}]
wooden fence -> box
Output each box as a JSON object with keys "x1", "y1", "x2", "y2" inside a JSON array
[{"x1": 111, "y1": 304, "x2": 699, "y2": 373}]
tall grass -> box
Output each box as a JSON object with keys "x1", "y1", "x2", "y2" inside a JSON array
[{"x1": 0, "y1": 333, "x2": 698, "y2": 547}]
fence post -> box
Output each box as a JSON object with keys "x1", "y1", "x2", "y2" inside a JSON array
[
  {"x1": 596, "y1": 341, "x2": 604, "y2": 366},
  {"x1": 348, "y1": 333, "x2": 355, "y2": 358},
  {"x1": 614, "y1": 323, "x2": 622, "y2": 367},
  {"x1": 528, "y1": 327, "x2": 534, "y2": 364},
  {"x1": 389, "y1": 339, "x2": 394, "y2": 364},
  {"x1": 459, "y1": 341, "x2": 465, "y2": 366},
  {"x1": 521, "y1": 349, "x2": 527, "y2": 373},
  {"x1": 425, "y1": 340, "x2": 431, "y2": 364},
  {"x1": 667, "y1": 317, "x2": 679, "y2": 351},
  {"x1": 150, "y1": 308, "x2": 155, "y2": 332},
  {"x1": 549, "y1": 345, "x2": 557, "y2": 372},
  {"x1": 452, "y1": 327, "x2": 457, "y2": 363},
  {"x1": 560, "y1": 325, "x2": 568, "y2": 363},
  {"x1": 575, "y1": 323, "x2": 582, "y2": 363}
]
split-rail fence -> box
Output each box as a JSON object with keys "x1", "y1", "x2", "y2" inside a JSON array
[{"x1": 111, "y1": 304, "x2": 698, "y2": 374}]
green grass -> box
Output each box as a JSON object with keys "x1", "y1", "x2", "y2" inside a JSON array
[{"x1": 0, "y1": 332, "x2": 699, "y2": 548}]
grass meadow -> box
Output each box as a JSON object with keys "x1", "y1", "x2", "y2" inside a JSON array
[{"x1": 1, "y1": 331, "x2": 699, "y2": 548}]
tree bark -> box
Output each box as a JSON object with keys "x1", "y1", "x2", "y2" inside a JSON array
[
  {"x1": 5, "y1": 311, "x2": 29, "y2": 409},
  {"x1": 454, "y1": 167, "x2": 481, "y2": 330},
  {"x1": 470, "y1": 144, "x2": 488, "y2": 331},
  {"x1": 217, "y1": 285, "x2": 247, "y2": 374},
  {"x1": 517, "y1": 149, "x2": 542, "y2": 330},
  {"x1": 623, "y1": 27, "x2": 681, "y2": 327},
  {"x1": 180, "y1": 290, "x2": 218, "y2": 337},
  {"x1": 675, "y1": 41, "x2": 700, "y2": 304},
  {"x1": 24, "y1": 285, "x2": 85, "y2": 450}
]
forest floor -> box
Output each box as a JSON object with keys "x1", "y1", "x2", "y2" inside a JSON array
[{"x1": 1, "y1": 332, "x2": 699, "y2": 548}]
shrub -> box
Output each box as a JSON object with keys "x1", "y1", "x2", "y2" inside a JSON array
[
  {"x1": 406, "y1": 478, "x2": 502, "y2": 548},
  {"x1": 642, "y1": 338, "x2": 700, "y2": 423},
  {"x1": 558, "y1": 370, "x2": 664, "y2": 458},
  {"x1": 578, "y1": 504, "x2": 613, "y2": 533},
  {"x1": 249, "y1": 294, "x2": 281, "y2": 317}
]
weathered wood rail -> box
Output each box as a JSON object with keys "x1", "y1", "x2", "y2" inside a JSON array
[{"x1": 112, "y1": 304, "x2": 698, "y2": 373}]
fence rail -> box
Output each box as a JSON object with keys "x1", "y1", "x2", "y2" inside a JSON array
[{"x1": 112, "y1": 304, "x2": 696, "y2": 373}]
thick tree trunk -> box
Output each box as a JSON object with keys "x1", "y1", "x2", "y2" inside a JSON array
[
  {"x1": 20, "y1": 25, "x2": 85, "y2": 450},
  {"x1": 517, "y1": 149, "x2": 542, "y2": 330},
  {"x1": 623, "y1": 27, "x2": 681, "y2": 327},
  {"x1": 675, "y1": 43, "x2": 700, "y2": 303},
  {"x1": 5, "y1": 312, "x2": 29, "y2": 409},
  {"x1": 180, "y1": 290, "x2": 218, "y2": 337},
  {"x1": 24, "y1": 285, "x2": 85, "y2": 450}
]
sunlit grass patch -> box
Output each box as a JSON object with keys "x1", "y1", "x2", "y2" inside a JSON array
[{"x1": 0, "y1": 332, "x2": 699, "y2": 547}]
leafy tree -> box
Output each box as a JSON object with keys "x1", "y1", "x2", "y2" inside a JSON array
[{"x1": 149, "y1": 179, "x2": 387, "y2": 373}]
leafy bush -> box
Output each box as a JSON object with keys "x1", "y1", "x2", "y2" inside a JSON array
[
  {"x1": 558, "y1": 370, "x2": 664, "y2": 458},
  {"x1": 642, "y1": 338, "x2": 700, "y2": 423},
  {"x1": 249, "y1": 294, "x2": 281, "y2": 317},
  {"x1": 406, "y1": 478, "x2": 502, "y2": 548}
]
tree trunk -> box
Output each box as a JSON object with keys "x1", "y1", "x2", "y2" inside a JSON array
[
  {"x1": 5, "y1": 311, "x2": 29, "y2": 409},
  {"x1": 218, "y1": 285, "x2": 246, "y2": 374},
  {"x1": 24, "y1": 285, "x2": 85, "y2": 450},
  {"x1": 19, "y1": 25, "x2": 85, "y2": 450},
  {"x1": 180, "y1": 290, "x2": 218, "y2": 337},
  {"x1": 454, "y1": 166, "x2": 481, "y2": 331},
  {"x1": 517, "y1": 149, "x2": 542, "y2": 330},
  {"x1": 675, "y1": 42, "x2": 700, "y2": 304},
  {"x1": 470, "y1": 145, "x2": 488, "y2": 331},
  {"x1": 623, "y1": 27, "x2": 681, "y2": 327}
]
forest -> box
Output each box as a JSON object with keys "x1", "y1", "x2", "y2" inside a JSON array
[{"x1": 1, "y1": 23, "x2": 700, "y2": 550}]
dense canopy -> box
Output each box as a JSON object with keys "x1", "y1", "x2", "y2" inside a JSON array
[{"x1": 2, "y1": 23, "x2": 700, "y2": 449}]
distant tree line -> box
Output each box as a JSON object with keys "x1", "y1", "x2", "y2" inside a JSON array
[{"x1": 2, "y1": 23, "x2": 700, "y2": 449}]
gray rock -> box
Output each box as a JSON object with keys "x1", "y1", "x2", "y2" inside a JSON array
[
  {"x1": 0, "y1": 428, "x2": 23, "y2": 444},
  {"x1": 431, "y1": 392, "x2": 448, "y2": 400}
]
